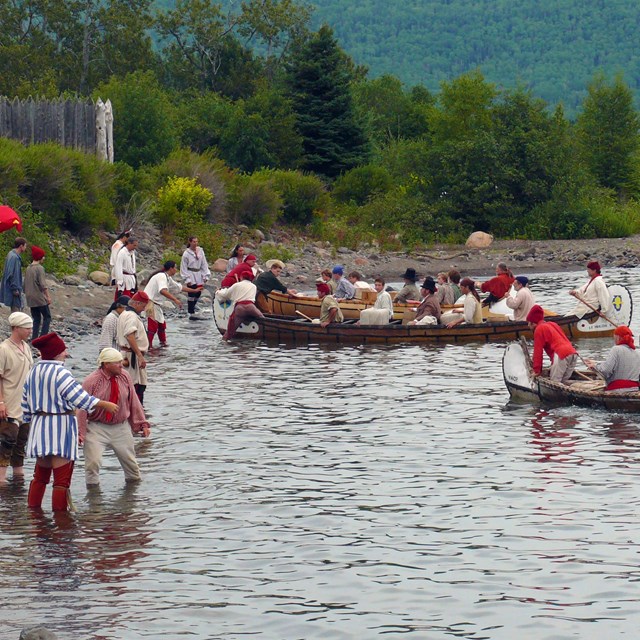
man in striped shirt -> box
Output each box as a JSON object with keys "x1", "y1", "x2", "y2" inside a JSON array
[
  {"x1": 24, "y1": 333, "x2": 117, "y2": 512},
  {"x1": 78, "y1": 348, "x2": 150, "y2": 486}
]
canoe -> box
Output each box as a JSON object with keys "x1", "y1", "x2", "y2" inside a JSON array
[
  {"x1": 214, "y1": 290, "x2": 631, "y2": 346},
  {"x1": 503, "y1": 339, "x2": 640, "y2": 412}
]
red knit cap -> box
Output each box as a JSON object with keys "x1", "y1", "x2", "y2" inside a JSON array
[
  {"x1": 587, "y1": 261, "x2": 601, "y2": 273},
  {"x1": 31, "y1": 245, "x2": 45, "y2": 261},
  {"x1": 132, "y1": 291, "x2": 150, "y2": 303},
  {"x1": 316, "y1": 282, "x2": 331, "y2": 295},
  {"x1": 245, "y1": 254, "x2": 257, "y2": 262},
  {"x1": 526, "y1": 305, "x2": 545, "y2": 324},
  {"x1": 32, "y1": 332, "x2": 66, "y2": 360}
]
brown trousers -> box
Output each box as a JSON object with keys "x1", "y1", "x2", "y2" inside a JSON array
[{"x1": 0, "y1": 420, "x2": 29, "y2": 468}]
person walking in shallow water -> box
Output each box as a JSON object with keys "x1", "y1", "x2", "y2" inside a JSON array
[{"x1": 180, "y1": 236, "x2": 210, "y2": 319}]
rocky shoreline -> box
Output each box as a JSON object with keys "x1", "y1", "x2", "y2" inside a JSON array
[{"x1": 1, "y1": 234, "x2": 638, "y2": 340}]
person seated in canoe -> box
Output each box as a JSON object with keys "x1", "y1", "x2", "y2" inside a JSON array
[
  {"x1": 584, "y1": 326, "x2": 640, "y2": 392},
  {"x1": 435, "y1": 272, "x2": 455, "y2": 305},
  {"x1": 254, "y1": 259, "x2": 298, "y2": 297},
  {"x1": 394, "y1": 268, "x2": 420, "y2": 303},
  {"x1": 359, "y1": 277, "x2": 393, "y2": 325},
  {"x1": 448, "y1": 269, "x2": 462, "y2": 302},
  {"x1": 408, "y1": 277, "x2": 441, "y2": 326},
  {"x1": 442, "y1": 278, "x2": 483, "y2": 327},
  {"x1": 568, "y1": 260, "x2": 611, "y2": 319},
  {"x1": 477, "y1": 262, "x2": 514, "y2": 307},
  {"x1": 216, "y1": 272, "x2": 264, "y2": 340},
  {"x1": 347, "y1": 271, "x2": 373, "y2": 292},
  {"x1": 527, "y1": 304, "x2": 577, "y2": 384},
  {"x1": 320, "y1": 269, "x2": 337, "y2": 294},
  {"x1": 220, "y1": 254, "x2": 258, "y2": 289},
  {"x1": 315, "y1": 282, "x2": 344, "y2": 327},
  {"x1": 505, "y1": 275, "x2": 535, "y2": 321},
  {"x1": 332, "y1": 266, "x2": 356, "y2": 301}
]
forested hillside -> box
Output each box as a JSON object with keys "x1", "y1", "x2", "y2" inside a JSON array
[{"x1": 309, "y1": 0, "x2": 640, "y2": 115}]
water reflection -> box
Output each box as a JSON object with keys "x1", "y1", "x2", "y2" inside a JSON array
[{"x1": 2, "y1": 268, "x2": 640, "y2": 639}]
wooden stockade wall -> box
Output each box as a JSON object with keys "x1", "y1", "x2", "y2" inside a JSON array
[{"x1": 0, "y1": 97, "x2": 113, "y2": 162}]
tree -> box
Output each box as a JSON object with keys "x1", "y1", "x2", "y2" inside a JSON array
[
  {"x1": 576, "y1": 73, "x2": 640, "y2": 198},
  {"x1": 96, "y1": 71, "x2": 178, "y2": 168},
  {"x1": 287, "y1": 25, "x2": 370, "y2": 179}
]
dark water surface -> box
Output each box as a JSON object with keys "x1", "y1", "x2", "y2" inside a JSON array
[{"x1": 2, "y1": 269, "x2": 640, "y2": 639}]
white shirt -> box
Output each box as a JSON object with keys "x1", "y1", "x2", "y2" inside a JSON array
[
  {"x1": 216, "y1": 280, "x2": 257, "y2": 304},
  {"x1": 572, "y1": 275, "x2": 611, "y2": 318},
  {"x1": 181, "y1": 247, "x2": 211, "y2": 285},
  {"x1": 144, "y1": 272, "x2": 182, "y2": 324},
  {"x1": 114, "y1": 248, "x2": 137, "y2": 290},
  {"x1": 505, "y1": 286, "x2": 535, "y2": 322},
  {"x1": 373, "y1": 290, "x2": 394, "y2": 319}
]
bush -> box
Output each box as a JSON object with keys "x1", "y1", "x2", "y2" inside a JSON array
[
  {"x1": 332, "y1": 164, "x2": 393, "y2": 205},
  {"x1": 227, "y1": 174, "x2": 282, "y2": 228},
  {"x1": 259, "y1": 243, "x2": 296, "y2": 264},
  {"x1": 155, "y1": 176, "x2": 213, "y2": 227},
  {"x1": 0, "y1": 138, "x2": 27, "y2": 200},
  {"x1": 253, "y1": 169, "x2": 329, "y2": 225}
]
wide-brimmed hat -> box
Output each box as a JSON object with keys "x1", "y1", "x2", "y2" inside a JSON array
[
  {"x1": 401, "y1": 268, "x2": 418, "y2": 281},
  {"x1": 266, "y1": 259, "x2": 285, "y2": 270},
  {"x1": 420, "y1": 277, "x2": 437, "y2": 293}
]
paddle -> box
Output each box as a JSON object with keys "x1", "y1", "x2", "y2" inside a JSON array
[
  {"x1": 295, "y1": 310, "x2": 313, "y2": 322},
  {"x1": 570, "y1": 291, "x2": 619, "y2": 328}
]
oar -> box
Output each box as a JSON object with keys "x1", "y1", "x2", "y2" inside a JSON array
[
  {"x1": 295, "y1": 310, "x2": 313, "y2": 322},
  {"x1": 570, "y1": 291, "x2": 619, "y2": 327}
]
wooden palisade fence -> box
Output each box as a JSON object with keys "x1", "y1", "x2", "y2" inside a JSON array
[{"x1": 0, "y1": 96, "x2": 113, "y2": 162}]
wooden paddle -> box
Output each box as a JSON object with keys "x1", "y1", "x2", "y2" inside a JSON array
[
  {"x1": 570, "y1": 291, "x2": 619, "y2": 327},
  {"x1": 295, "y1": 310, "x2": 313, "y2": 322}
]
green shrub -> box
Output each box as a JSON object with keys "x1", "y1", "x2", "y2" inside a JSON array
[
  {"x1": 0, "y1": 138, "x2": 27, "y2": 200},
  {"x1": 227, "y1": 174, "x2": 282, "y2": 228},
  {"x1": 155, "y1": 176, "x2": 213, "y2": 227},
  {"x1": 259, "y1": 244, "x2": 296, "y2": 264},
  {"x1": 253, "y1": 169, "x2": 329, "y2": 225},
  {"x1": 332, "y1": 164, "x2": 393, "y2": 205}
]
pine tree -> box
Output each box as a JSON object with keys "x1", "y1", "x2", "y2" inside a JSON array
[{"x1": 287, "y1": 25, "x2": 369, "y2": 179}]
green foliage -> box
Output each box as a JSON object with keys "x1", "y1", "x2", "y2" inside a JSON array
[
  {"x1": 253, "y1": 169, "x2": 329, "y2": 224},
  {"x1": 96, "y1": 71, "x2": 179, "y2": 168},
  {"x1": 332, "y1": 165, "x2": 393, "y2": 205},
  {"x1": 287, "y1": 25, "x2": 370, "y2": 178},
  {"x1": 259, "y1": 243, "x2": 296, "y2": 263},
  {"x1": 155, "y1": 176, "x2": 214, "y2": 226},
  {"x1": 227, "y1": 174, "x2": 283, "y2": 227}
]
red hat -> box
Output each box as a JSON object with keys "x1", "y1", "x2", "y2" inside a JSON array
[
  {"x1": 526, "y1": 305, "x2": 545, "y2": 324},
  {"x1": 614, "y1": 325, "x2": 635, "y2": 349},
  {"x1": 316, "y1": 282, "x2": 331, "y2": 295},
  {"x1": 245, "y1": 254, "x2": 257, "y2": 262},
  {"x1": 32, "y1": 332, "x2": 67, "y2": 360},
  {"x1": 31, "y1": 245, "x2": 45, "y2": 261},
  {"x1": 131, "y1": 291, "x2": 150, "y2": 303},
  {"x1": 587, "y1": 261, "x2": 601, "y2": 273}
]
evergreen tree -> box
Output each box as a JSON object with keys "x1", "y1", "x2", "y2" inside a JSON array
[{"x1": 287, "y1": 25, "x2": 370, "y2": 179}]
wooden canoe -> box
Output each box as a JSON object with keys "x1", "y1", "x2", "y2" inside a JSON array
[
  {"x1": 503, "y1": 339, "x2": 640, "y2": 412},
  {"x1": 214, "y1": 296, "x2": 630, "y2": 345}
]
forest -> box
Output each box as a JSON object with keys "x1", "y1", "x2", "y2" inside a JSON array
[{"x1": 1, "y1": 0, "x2": 640, "y2": 269}]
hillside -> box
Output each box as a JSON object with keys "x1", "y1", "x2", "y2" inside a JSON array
[{"x1": 308, "y1": 0, "x2": 639, "y2": 115}]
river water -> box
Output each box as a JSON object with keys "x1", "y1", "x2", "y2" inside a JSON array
[{"x1": 2, "y1": 268, "x2": 640, "y2": 640}]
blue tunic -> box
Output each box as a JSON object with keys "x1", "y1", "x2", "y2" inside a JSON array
[
  {"x1": 23, "y1": 361, "x2": 100, "y2": 460},
  {"x1": 0, "y1": 249, "x2": 23, "y2": 307}
]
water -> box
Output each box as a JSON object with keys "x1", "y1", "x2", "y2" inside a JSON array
[{"x1": 2, "y1": 269, "x2": 640, "y2": 639}]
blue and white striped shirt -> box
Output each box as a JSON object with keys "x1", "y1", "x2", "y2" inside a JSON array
[{"x1": 23, "y1": 361, "x2": 100, "y2": 460}]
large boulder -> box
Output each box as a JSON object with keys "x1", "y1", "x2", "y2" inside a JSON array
[
  {"x1": 88, "y1": 270, "x2": 111, "y2": 285},
  {"x1": 465, "y1": 231, "x2": 493, "y2": 248},
  {"x1": 213, "y1": 258, "x2": 228, "y2": 273},
  {"x1": 20, "y1": 627, "x2": 59, "y2": 640}
]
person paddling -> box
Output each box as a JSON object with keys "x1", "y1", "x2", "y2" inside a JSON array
[{"x1": 584, "y1": 326, "x2": 640, "y2": 392}]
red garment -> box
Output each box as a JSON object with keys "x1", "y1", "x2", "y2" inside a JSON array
[
  {"x1": 532, "y1": 321, "x2": 577, "y2": 374},
  {"x1": 221, "y1": 263, "x2": 254, "y2": 289},
  {"x1": 481, "y1": 273, "x2": 514, "y2": 299},
  {"x1": 77, "y1": 368, "x2": 149, "y2": 438},
  {"x1": 606, "y1": 379, "x2": 639, "y2": 391},
  {"x1": 105, "y1": 375, "x2": 119, "y2": 422},
  {"x1": 147, "y1": 318, "x2": 167, "y2": 347}
]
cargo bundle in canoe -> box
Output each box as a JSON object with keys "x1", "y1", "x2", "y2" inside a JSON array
[
  {"x1": 215, "y1": 285, "x2": 631, "y2": 345},
  {"x1": 503, "y1": 339, "x2": 640, "y2": 412}
]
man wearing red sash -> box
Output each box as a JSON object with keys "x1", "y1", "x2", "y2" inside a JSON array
[{"x1": 569, "y1": 260, "x2": 611, "y2": 319}]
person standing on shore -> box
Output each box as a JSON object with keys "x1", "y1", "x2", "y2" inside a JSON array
[
  {"x1": 117, "y1": 291, "x2": 150, "y2": 405},
  {"x1": 24, "y1": 245, "x2": 52, "y2": 338},
  {"x1": 1, "y1": 237, "x2": 27, "y2": 312},
  {"x1": 180, "y1": 236, "x2": 210, "y2": 319},
  {"x1": 569, "y1": 260, "x2": 611, "y2": 319},
  {"x1": 78, "y1": 348, "x2": 150, "y2": 487},
  {"x1": 114, "y1": 236, "x2": 138, "y2": 299},
  {"x1": 25, "y1": 332, "x2": 117, "y2": 511},
  {"x1": 0, "y1": 312, "x2": 34, "y2": 483},
  {"x1": 109, "y1": 229, "x2": 131, "y2": 285}
]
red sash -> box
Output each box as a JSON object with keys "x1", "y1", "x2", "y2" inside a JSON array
[{"x1": 606, "y1": 379, "x2": 639, "y2": 391}]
